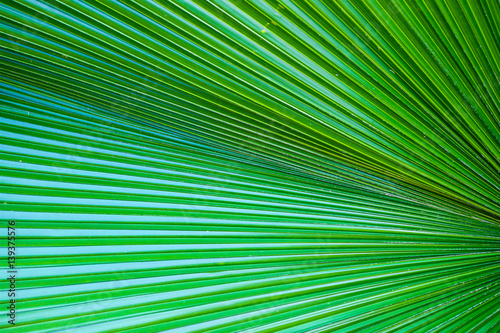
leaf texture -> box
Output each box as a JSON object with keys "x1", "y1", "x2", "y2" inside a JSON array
[{"x1": 0, "y1": 0, "x2": 499, "y2": 331}]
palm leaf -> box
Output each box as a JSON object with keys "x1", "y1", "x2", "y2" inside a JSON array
[{"x1": 0, "y1": 0, "x2": 499, "y2": 331}]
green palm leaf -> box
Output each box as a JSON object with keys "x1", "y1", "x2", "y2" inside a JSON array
[{"x1": 0, "y1": 0, "x2": 499, "y2": 331}]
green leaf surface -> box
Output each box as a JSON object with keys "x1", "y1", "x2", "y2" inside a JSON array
[{"x1": 0, "y1": 0, "x2": 499, "y2": 331}]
